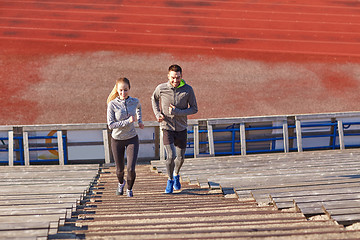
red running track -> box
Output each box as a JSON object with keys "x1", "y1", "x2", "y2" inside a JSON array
[
  {"x1": 1, "y1": 0, "x2": 360, "y2": 57},
  {"x1": 1, "y1": 0, "x2": 360, "y2": 124}
]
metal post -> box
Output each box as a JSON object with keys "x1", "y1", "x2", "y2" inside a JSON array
[
  {"x1": 207, "y1": 122, "x2": 215, "y2": 156},
  {"x1": 23, "y1": 131, "x2": 30, "y2": 166},
  {"x1": 282, "y1": 121, "x2": 289, "y2": 153},
  {"x1": 57, "y1": 130, "x2": 65, "y2": 165},
  {"x1": 102, "y1": 129, "x2": 111, "y2": 164},
  {"x1": 240, "y1": 123, "x2": 246, "y2": 155},
  {"x1": 160, "y1": 128, "x2": 165, "y2": 160},
  {"x1": 193, "y1": 124, "x2": 199, "y2": 158},
  {"x1": 337, "y1": 120, "x2": 345, "y2": 150},
  {"x1": 8, "y1": 130, "x2": 14, "y2": 166},
  {"x1": 296, "y1": 120, "x2": 303, "y2": 152}
]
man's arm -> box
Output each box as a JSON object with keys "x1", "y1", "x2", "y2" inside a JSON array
[
  {"x1": 151, "y1": 86, "x2": 165, "y2": 122},
  {"x1": 171, "y1": 87, "x2": 198, "y2": 116}
]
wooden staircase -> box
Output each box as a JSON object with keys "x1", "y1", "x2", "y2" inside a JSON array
[
  {"x1": 52, "y1": 163, "x2": 360, "y2": 239},
  {"x1": 0, "y1": 164, "x2": 99, "y2": 239},
  {"x1": 152, "y1": 149, "x2": 360, "y2": 227}
]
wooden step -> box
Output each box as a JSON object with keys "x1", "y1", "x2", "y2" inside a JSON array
[{"x1": 51, "y1": 164, "x2": 360, "y2": 239}]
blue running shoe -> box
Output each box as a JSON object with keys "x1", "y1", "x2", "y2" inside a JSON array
[
  {"x1": 127, "y1": 189, "x2": 133, "y2": 197},
  {"x1": 165, "y1": 179, "x2": 174, "y2": 194},
  {"x1": 174, "y1": 175, "x2": 181, "y2": 190}
]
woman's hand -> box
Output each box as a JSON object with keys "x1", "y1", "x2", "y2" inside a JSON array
[
  {"x1": 157, "y1": 114, "x2": 164, "y2": 122},
  {"x1": 138, "y1": 123, "x2": 145, "y2": 129},
  {"x1": 129, "y1": 115, "x2": 137, "y2": 123}
]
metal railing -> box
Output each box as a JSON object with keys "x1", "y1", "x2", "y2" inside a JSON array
[
  {"x1": 2, "y1": 111, "x2": 360, "y2": 165},
  {"x1": 183, "y1": 111, "x2": 360, "y2": 158}
]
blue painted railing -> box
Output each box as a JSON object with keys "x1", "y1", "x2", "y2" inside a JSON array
[
  {"x1": 0, "y1": 135, "x2": 67, "y2": 165},
  {"x1": 186, "y1": 120, "x2": 360, "y2": 156}
]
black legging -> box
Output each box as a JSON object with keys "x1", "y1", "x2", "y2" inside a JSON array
[{"x1": 111, "y1": 135, "x2": 139, "y2": 190}]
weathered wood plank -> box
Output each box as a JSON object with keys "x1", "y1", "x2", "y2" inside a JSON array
[
  {"x1": 0, "y1": 126, "x2": 13, "y2": 131},
  {"x1": 0, "y1": 208, "x2": 71, "y2": 218},
  {"x1": 268, "y1": 187, "x2": 360, "y2": 198},
  {"x1": 0, "y1": 185, "x2": 91, "y2": 194},
  {"x1": 331, "y1": 214, "x2": 360, "y2": 226},
  {"x1": 221, "y1": 177, "x2": 360, "y2": 193},
  {"x1": 250, "y1": 186, "x2": 360, "y2": 207},
  {"x1": 0, "y1": 203, "x2": 76, "y2": 213},
  {"x1": 0, "y1": 215, "x2": 63, "y2": 226},
  {"x1": 0, "y1": 197, "x2": 79, "y2": 206},
  {"x1": 273, "y1": 194, "x2": 360, "y2": 211},
  {"x1": 22, "y1": 123, "x2": 107, "y2": 131},
  {"x1": 323, "y1": 201, "x2": 360, "y2": 213},
  {"x1": 0, "y1": 173, "x2": 98, "y2": 180},
  {"x1": 248, "y1": 182, "x2": 360, "y2": 200},
  {"x1": 294, "y1": 202, "x2": 324, "y2": 216},
  {"x1": 0, "y1": 180, "x2": 94, "y2": 187},
  {"x1": 295, "y1": 112, "x2": 360, "y2": 120},
  {"x1": 0, "y1": 164, "x2": 100, "y2": 172},
  {"x1": 207, "y1": 116, "x2": 288, "y2": 125},
  {"x1": 0, "y1": 222, "x2": 50, "y2": 231},
  {"x1": 0, "y1": 164, "x2": 100, "y2": 240},
  {"x1": 325, "y1": 208, "x2": 360, "y2": 216},
  {"x1": 0, "y1": 228, "x2": 49, "y2": 239},
  {"x1": 171, "y1": 149, "x2": 360, "y2": 226}
]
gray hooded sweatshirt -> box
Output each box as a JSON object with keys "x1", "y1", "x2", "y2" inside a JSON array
[
  {"x1": 107, "y1": 96, "x2": 142, "y2": 140},
  {"x1": 151, "y1": 79, "x2": 198, "y2": 131}
]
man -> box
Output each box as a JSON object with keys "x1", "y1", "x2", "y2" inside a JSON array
[{"x1": 151, "y1": 64, "x2": 198, "y2": 193}]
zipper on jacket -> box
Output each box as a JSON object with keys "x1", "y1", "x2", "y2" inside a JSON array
[
  {"x1": 124, "y1": 99, "x2": 129, "y2": 117},
  {"x1": 173, "y1": 87, "x2": 177, "y2": 130}
]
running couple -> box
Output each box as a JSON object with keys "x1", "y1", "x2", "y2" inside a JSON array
[{"x1": 107, "y1": 64, "x2": 198, "y2": 197}]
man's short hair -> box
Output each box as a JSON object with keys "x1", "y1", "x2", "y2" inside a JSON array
[{"x1": 168, "y1": 64, "x2": 182, "y2": 74}]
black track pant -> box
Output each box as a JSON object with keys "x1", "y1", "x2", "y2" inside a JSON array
[{"x1": 111, "y1": 135, "x2": 139, "y2": 190}]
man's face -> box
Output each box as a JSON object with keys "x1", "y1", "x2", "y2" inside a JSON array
[{"x1": 168, "y1": 70, "x2": 182, "y2": 88}]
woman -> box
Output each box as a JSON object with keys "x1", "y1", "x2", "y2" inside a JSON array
[{"x1": 107, "y1": 77, "x2": 144, "y2": 197}]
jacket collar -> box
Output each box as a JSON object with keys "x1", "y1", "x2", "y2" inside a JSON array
[
  {"x1": 116, "y1": 96, "x2": 130, "y2": 102},
  {"x1": 168, "y1": 79, "x2": 186, "y2": 89}
]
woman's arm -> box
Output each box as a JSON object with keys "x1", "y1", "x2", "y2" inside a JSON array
[
  {"x1": 136, "y1": 101, "x2": 144, "y2": 129},
  {"x1": 107, "y1": 102, "x2": 132, "y2": 129}
]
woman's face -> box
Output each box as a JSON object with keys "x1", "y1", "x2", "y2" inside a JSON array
[{"x1": 117, "y1": 82, "x2": 130, "y2": 100}]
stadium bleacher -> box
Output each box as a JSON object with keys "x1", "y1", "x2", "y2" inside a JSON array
[{"x1": 2, "y1": 0, "x2": 360, "y2": 238}]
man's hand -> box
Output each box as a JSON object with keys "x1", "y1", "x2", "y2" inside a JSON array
[
  {"x1": 138, "y1": 122, "x2": 145, "y2": 129},
  {"x1": 157, "y1": 114, "x2": 164, "y2": 122},
  {"x1": 169, "y1": 104, "x2": 175, "y2": 115}
]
